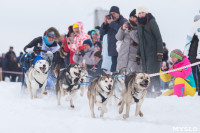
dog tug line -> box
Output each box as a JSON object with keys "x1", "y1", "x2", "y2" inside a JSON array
[{"x1": 1, "y1": 61, "x2": 200, "y2": 79}]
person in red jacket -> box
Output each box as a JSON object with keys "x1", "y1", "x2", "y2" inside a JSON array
[{"x1": 63, "y1": 25, "x2": 75, "y2": 65}]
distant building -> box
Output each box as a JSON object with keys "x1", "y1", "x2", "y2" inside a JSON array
[{"x1": 94, "y1": 8, "x2": 109, "y2": 27}]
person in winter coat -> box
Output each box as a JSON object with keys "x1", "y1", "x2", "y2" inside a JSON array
[
  {"x1": 0, "y1": 53, "x2": 7, "y2": 80},
  {"x1": 136, "y1": 6, "x2": 163, "y2": 97},
  {"x1": 100, "y1": 6, "x2": 127, "y2": 72},
  {"x1": 101, "y1": 35, "x2": 112, "y2": 71},
  {"x1": 5, "y1": 46, "x2": 17, "y2": 81},
  {"x1": 73, "y1": 39, "x2": 97, "y2": 69},
  {"x1": 72, "y1": 21, "x2": 90, "y2": 51},
  {"x1": 90, "y1": 29, "x2": 101, "y2": 44},
  {"x1": 63, "y1": 25, "x2": 75, "y2": 65},
  {"x1": 160, "y1": 42, "x2": 170, "y2": 90},
  {"x1": 160, "y1": 49, "x2": 196, "y2": 97},
  {"x1": 87, "y1": 51, "x2": 104, "y2": 77},
  {"x1": 115, "y1": 9, "x2": 142, "y2": 72},
  {"x1": 183, "y1": 15, "x2": 200, "y2": 95},
  {"x1": 24, "y1": 27, "x2": 61, "y2": 65}
]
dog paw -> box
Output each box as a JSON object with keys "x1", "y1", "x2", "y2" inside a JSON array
[
  {"x1": 43, "y1": 91, "x2": 48, "y2": 95},
  {"x1": 139, "y1": 111, "x2": 143, "y2": 117},
  {"x1": 70, "y1": 105, "x2": 75, "y2": 108},
  {"x1": 100, "y1": 114, "x2": 104, "y2": 118},
  {"x1": 123, "y1": 114, "x2": 129, "y2": 119},
  {"x1": 119, "y1": 108, "x2": 123, "y2": 114},
  {"x1": 91, "y1": 113, "x2": 95, "y2": 118}
]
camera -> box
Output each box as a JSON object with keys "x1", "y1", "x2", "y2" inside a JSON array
[{"x1": 106, "y1": 14, "x2": 112, "y2": 20}]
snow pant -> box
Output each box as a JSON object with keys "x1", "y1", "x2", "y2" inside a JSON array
[
  {"x1": 161, "y1": 78, "x2": 196, "y2": 97},
  {"x1": 192, "y1": 65, "x2": 200, "y2": 90},
  {"x1": 64, "y1": 54, "x2": 70, "y2": 68},
  {"x1": 111, "y1": 56, "x2": 117, "y2": 72}
]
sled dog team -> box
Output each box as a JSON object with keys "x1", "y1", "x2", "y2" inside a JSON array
[{"x1": 25, "y1": 61, "x2": 150, "y2": 119}]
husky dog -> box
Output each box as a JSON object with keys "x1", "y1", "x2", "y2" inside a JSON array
[
  {"x1": 119, "y1": 72, "x2": 150, "y2": 119},
  {"x1": 87, "y1": 74, "x2": 114, "y2": 118},
  {"x1": 56, "y1": 63, "x2": 81, "y2": 108},
  {"x1": 25, "y1": 60, "x2": 50, "y2": 99},
  {"x1": 79, "y1": 67, "x2": 88, "y2": 96},
  {"x1": 112, "y1": 67, "x2": 130, "y2": 105}
]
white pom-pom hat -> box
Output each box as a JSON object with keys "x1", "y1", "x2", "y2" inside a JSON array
[{"x1": 136, "y1": 6, "x2": 148, "y2": 16}]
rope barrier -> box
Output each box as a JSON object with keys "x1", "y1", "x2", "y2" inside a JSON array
[
  {"x1": 0, "y1": 70, "x2": 23, "y2": 75},
  {"x1": 149, "y1": 61, "x2": 200, "y2": 77}
]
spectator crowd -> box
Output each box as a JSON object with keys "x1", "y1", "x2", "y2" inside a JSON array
[{"x1": 0, "y1": 6, "x2": 200, "y2": 97}]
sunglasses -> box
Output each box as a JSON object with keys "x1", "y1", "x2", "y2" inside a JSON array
[{"x1": 47, "y1": 31, "x2": 56, "y2": 38}]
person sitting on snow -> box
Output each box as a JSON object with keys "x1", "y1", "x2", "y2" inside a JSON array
[{"x1": 160, "y1": 49, "x2": 196, "y2": 97}]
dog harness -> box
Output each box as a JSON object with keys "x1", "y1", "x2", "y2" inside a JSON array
[
  {"x1": 34, "y1": 78, "x2": 45, "y2": 88},
  {"x1": 131, "y1": 88, "x2": 140, "y2": 103},
  {"x1": 98, "y1": 91, "x2": 107, "y2": 103},
  {"x1": 65, "y1": 77, "x2": 80, "y2": 92},
  {"x1": 98, "y1": 88, "x2": 110, "y2": 103}
]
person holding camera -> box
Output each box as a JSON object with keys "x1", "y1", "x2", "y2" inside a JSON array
[
  {"x1": 115, "y1": 9, "x2": 142, "y2": 72},
  {"x1": 135, "y1": 6, "x2": 163, "y2": 97},
  {"x1": 100, "y1": 6, "x2": 127, "y2": 72}
]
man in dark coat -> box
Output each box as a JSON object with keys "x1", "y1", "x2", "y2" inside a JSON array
[
  {"x1": 136, "y1": 6, "x2": 163, "y2": 97},
  {"x1": 100, "y1": 6, "x2": 127, "y2": 72},
  {"x1": 5, "y1": 46, "x2": 17, "y2": 81}
]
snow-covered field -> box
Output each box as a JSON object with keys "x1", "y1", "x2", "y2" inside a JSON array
[{"x1": 0, "y1": 81, "x2": 200, "y2": 133}]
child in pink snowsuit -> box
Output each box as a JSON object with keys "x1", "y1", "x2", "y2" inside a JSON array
[{"x1": 160, "y1": 49, "x2": 196, "y2": 97}]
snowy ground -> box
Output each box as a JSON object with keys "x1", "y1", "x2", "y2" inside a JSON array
[{"x1": 0, "y1": 81, "x2": 200, "y2": 133}]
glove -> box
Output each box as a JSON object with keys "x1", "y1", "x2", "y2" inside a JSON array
[
  {"x1": 26, "y1": 47, "x2": 34, "y2": 54},
  {"x1": 136, "y1": 56, "x2": 140, "y2": 65},
  {"x1": 157, "y1": 54, "x2": 163, "y2": 62}
]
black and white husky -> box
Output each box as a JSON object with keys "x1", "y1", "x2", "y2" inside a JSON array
[
  {"x1": 25, "y1": 60, "x2": 50, "y2": 99},
  {"x1": 56, "y1": 63, "x2": 81, "y2": 108}
]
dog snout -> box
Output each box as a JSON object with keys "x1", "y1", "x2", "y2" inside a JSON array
[
  {"x1": 144, "y1": 79, "x2": 149, "y2": 84},
  {"x1": 79, "y1": 70, "x2": 81, "y2": 73},
  {"x1": 108, "y1": 84, "x2": 112, "y2": 89},
  {"x1": 43, "y1": 64, "x2": 46, "y2": 68}
]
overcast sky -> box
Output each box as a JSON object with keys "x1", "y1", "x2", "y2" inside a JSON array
[{"x1": 0, "y1": 0, "x2": 200, "y2": 56}]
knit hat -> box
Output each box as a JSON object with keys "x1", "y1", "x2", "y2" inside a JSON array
[
  {"x1": 136, "y1": 6, "x2": 148, "y2": 16},
  {"x1": 194, "y1": 15, "x2": 200, "y2": 21},
  {"x1": 83, "y1": 39, "x2": 93, "y2": 47},
  {"x1": 94, "y1": 51, "x2": 102, "y2": 58},
  {"x1": 129, "y1": 9, "x2": 137, "y2": 17},
  {"x1": 73, "y1": 24, "x2": 79, "y2": 30},
  {"x1": 109, "y1": 6, "x2": 120, "y2": 14},
  {"x1": 170, "y1": 49, "x2": 184, "y2": 61},
  {"x1": 163, "y1": 42, "x2": 166, "y2": 47}
]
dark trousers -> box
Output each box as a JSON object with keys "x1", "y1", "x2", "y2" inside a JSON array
[
  {"x1": 111, "y1": 56, "x2": 118, "y2": 72},
  {"x1": 64, "y1": 54, "x2": 70, "y2": 68},
  {"x1": 192, "y1": 64, "x2": 200, "y2": 95},
  {"x1": 148, "y1": 76, "x2": 161, "y2": 92}
]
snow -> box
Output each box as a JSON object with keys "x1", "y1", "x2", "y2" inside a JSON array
[{"x1": 0, "y1": 81, "x2": 200, "y2": 133}]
